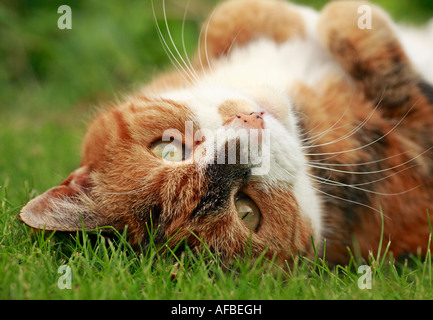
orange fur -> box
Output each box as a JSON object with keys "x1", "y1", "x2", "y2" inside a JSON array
[
  {"x1": 196, "y1": 0, "x2": 305, "y2": 65},
  {"x1": 20, "y1": 0, "x2": 433, "y2": 267}
]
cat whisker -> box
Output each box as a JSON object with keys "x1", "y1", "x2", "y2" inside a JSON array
[
  {"x1": 301, "y1": 92, "x2": 382, "y2": 150},
  {"x1": 301, "y1": 86, "x2": 387, "y2": 151},
  {"x1": 162, "y1": 0, "x2": 202, "y2": 84},
  {"x1": 203, "y1": 6, "x2": 215, "y2": 76},
  {"x1": 225, "y1": 29, "x2": 243, "y2": 58},
  {"x1": 298, "y1": 93, "x2": 355, "y2": 145},
  {"x1": 304, "y1": 101, "x2": 414, "y2": 157},
  {"x1": 307, "y1": 172, "x2": 420, "y2": 196},
  {"x1": 152, "y1": 9, "x2": 193, "y2": 85},
  {"x1": 309, "y1": 162, "x2": 416, "y2": 187},
  {"x1": 299, "y1": 122, "x2": 350, "y2": 145},
  {"x1": 180, "y1": 0, "x2": 202, "y2": 84},
  {"x1": 307, "y1": 150, "x2": 409, "y2": 167},
  {"x1": 179, "y1": 0, "x2": 200, "y2": 83},
  {"x1": 197, "y1": 5, "x2": 218, "y2": 78},
  {"x1": 311, "y1": 186, "x2": 388, "y2": 218},
  {"x1": 151, "y1": 0, "x2": 200, "y2": 86},
  {"x1": 307, "y1": 142, "x2": 433, "y2": 180}
]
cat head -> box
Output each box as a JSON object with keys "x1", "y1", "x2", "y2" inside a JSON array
[{"x1": 20, "y1": 83, "x2": 322, "y2": 264}]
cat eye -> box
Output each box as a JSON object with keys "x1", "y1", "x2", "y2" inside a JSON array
[
  {"x1": 235, "y1": 192, "x2": 261, "y2": 231},
  {"x1": 150, "y1": 139, "x2": 188, "y2": 162}
]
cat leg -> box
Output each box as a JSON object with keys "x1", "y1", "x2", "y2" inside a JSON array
[
  {"x1": 317, "y1": 1, "x2": 433, "y2": 264},
  {"x1": 196, "y1": 0, "x2": 305, "y2": 65},
  {"x1": 317, "y1": 1, "x2": 433, "y2": 122}
]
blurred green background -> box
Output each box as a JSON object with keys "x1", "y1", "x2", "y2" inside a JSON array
[{"x1": 1, "y1": 0, "x2": 433, "y2": 205}]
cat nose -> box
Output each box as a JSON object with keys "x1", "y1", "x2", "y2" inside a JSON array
[{"x1": 232, "y1": 112, "x2": 265, "y2": 129}]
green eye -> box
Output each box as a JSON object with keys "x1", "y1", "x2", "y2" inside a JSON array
[
  {"x1": 235, "y1": 192, "x2": 261, "y2": 231},
  {"x1": 151, "y1": 139, "x2": 186, "y2": 162}
]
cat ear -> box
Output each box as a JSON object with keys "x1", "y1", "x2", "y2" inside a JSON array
[{"x1": 20, "y1": 166, "x2": 109, "y2": 232}]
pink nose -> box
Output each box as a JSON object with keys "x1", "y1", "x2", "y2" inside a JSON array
[{"x1": 231, "y1": 112, "x2": 265, "y2": 129}]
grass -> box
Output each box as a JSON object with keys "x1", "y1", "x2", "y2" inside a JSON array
[
  {"x1": 2, "y1": 182, "x2": 433, "y2": 300},
  {"x1": 1, "y1": 0, "x2": 433, "y2": 300}
]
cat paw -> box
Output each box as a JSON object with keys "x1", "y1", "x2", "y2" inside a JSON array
[
  {"x1": 317, "y1": 0, "x2": 433, "y2": 150},
  {"x1": 317, "y1": 1, "x2": 418, "y2": 115},
  {"x1": 196, "y1": 0, "x2": 305, "y2": 65}
]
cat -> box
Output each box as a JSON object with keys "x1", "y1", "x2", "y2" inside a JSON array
[{"x1": 20, "y1": 0, "x2": 433, "y2": 266}]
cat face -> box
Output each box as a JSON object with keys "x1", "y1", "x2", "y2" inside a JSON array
[{"x1": 20, "y1": 82, "x2": 321, "y2": 264}]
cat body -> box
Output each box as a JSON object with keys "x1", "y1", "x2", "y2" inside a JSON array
[{"x1": 20, "y1": 0, "x2": 433, "y2": 265}]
